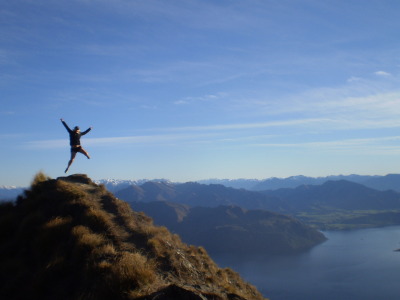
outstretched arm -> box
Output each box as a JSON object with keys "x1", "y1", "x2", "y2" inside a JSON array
[
  {"x1": 81, "y1": 126, "x2": 93, "y2": 135},
  {"x1": 60, "y1": 118, "x2": 72, "y2": 133}
]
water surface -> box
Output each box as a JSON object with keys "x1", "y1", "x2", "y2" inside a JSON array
[{"x1": 212, "y1": 226, "x2": 400, "y2": 300}]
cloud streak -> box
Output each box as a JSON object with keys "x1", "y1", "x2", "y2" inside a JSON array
[
  {"x1": 24, "y1": 133, "x2": 221, "y2": 149},
  {"x1": 232, "y1": 73, "x2": 400, "y2": 125},
  {"x1": 174, "y1": 92, "x2": 227, "y2": 105},
  {"x1": 250, "y1": 136, "x2": 400, "y2": 154},
  {"x1": 375, "y1": 71, "x2": 391, "y2": 76},
  {"x1": 25, "y1": 114, "x2": 400, "y2": 151}
]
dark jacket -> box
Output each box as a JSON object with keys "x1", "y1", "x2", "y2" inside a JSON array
[{"x1": 62, "y1": 121, "x2": 91, "y2": 146}]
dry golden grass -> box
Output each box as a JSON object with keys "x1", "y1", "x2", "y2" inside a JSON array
[
  {"x1": 80, "y1": 231, "x2": 106, "y2": 248},
  {"x1": 55, "y1": 180, "x2": 87, "y2": 201},
  {"x1": 97, "y1": 251, "x2": 162, "y2": 299},
  {"x1": 116, "y1": 251, "x2": 157, "y2": 285},
  {"x1": 93, "y1": 243, "x2": 117, "y2": 257},
  {"x1": 84, "y1": 206, "x2": 114, "y2": 232},
  {"x1": 43, "y1": 216, "x2": 73, "y2": 229},
  {"x1": 72, "y1": 225, "x2": 106, "y2": 248},
  {"x1": 31, "y1": 171, "x2": 51, "y2": 186}
]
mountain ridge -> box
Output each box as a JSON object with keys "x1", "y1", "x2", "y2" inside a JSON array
[
  {"x1": 115, "y1": 181, "x2": 286, "y2": 212},
  {"x1": 261, "y1": 180, "x2": 400, "y2": 211},
  {"x1": 116, "y1": 179, "x2": 400, "y2": 212},
  {"x1": 130, "y1": 201, "x2": 326, "y2": 255},
  {"x1": 116, "y1": 179, "x2": 400, "y2": 230},
  {"x1": 97, "y1": 173, "x2": 400, "y2": 192}
]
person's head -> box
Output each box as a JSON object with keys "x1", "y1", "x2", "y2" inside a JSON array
[{"x1": 73, "y1": 126, "x2": 80, "y2": 132}]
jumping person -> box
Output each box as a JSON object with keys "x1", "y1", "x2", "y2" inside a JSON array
[{"x1": 61, "y1": 118, "x2": 93, "y2": 173}]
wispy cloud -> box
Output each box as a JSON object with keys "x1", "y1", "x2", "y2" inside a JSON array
[
  {"x1": 375, "y1": 70, "x2": 391, "y2": 76},
  {"x1": 174, "y1": 92, "x2": 227, "y2": 105},
  {"x1": 25, "y1": 139, "x2": 66, "y2": 149},
  {"x1": 153, "y1": 118, "x2": 334, "y2": 133},
  {"x1": 24, "y1": 133, "x2": 221, "y2": 149},
  {"x1": 251, "y1": 136, "x2": 400, "y2": 154},
  {"x1": 233, "y1": 73, "x2": 400, "y2": 126},
  {"x1": 347, "y1": 76, "x2": 362, "y2": 83}
]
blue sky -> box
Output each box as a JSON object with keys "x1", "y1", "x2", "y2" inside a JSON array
[{"x1": 2, "y1": 0, "x2": 400, "y2": 186}]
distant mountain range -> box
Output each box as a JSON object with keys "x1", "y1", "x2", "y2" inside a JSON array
[
  {"x1": 115, "y1": 181, "x2": 285, "y2": 211},
  {"x1": 3, "y1": 174, "x2": 400, "y2": 201},
  {"x1": 97, "y1": 173, "x2": 400, "y2": 193},
  {"x1": 260, "y1": 180, "x2": 400, "y2": 211},
  {"x1": 115, "y1": 180, "x2": 400, "y2": 213},
  {"x1": 0, "y1": 186, "x2": 24, "y2": 202},
  {"x1": 197, "y1": 178, "x2": 262, "y2": 190},
  {"x1": 198, "y1": 174, "x2": 400, "y2": 192},
  {"x1": 115, "y1": 179, "x2": 400, "y2": 230},
  {"x1": 94, "y1": 178, "x2": 171, "y2": 193},
  {"x1": 4, "y1": 174, "x2": 400, "y2": 229}
]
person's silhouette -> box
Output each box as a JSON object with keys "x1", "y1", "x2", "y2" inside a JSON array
[{"x1": 61, "y1": 118, "x2": 92, "y2": 173}]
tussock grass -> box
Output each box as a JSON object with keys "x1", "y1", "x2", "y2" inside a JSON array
[
  {"x1": 44, "y1": 216, "x2": 73, "y2": 229},
  {"x1": 84, "y1": 206, "x2": 114, "y2": 233},
  {"x1": 73, "y1": 225, "x2": 106, "y2": 248},
  {"x1": 114, "y1": 251, "x2": 157, "y2": 286},
  {"x1": 93, "y1": 243, "x2": 117, "y2": 257},
  {"x1": 31, "y1": 171, "x2": 51, "y2": 186}
]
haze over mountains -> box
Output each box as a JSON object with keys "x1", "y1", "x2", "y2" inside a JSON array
[
  {"x1": 197, "y1": 174, "x2": 400, "y2": 192},
  {"x1": 94, "y1": 173, "x2": 400, "y2": 192},
  {"x1": 3, "y1": 174, "x2": 400, "y2": 202},
  {"x1": 115, "y1": 180, "x2": 400, "y2": 212},
  {"x1": 261, "y1": 180, "x2": 400, "y2": 211}
]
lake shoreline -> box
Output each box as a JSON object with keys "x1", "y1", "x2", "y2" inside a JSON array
[{"x1": 212, "y1": 225, "x2": 400, "y2": 300}]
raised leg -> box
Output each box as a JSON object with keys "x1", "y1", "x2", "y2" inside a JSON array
[{"x1": 78, "y1": 147, "x2": 90, "y2": 159}]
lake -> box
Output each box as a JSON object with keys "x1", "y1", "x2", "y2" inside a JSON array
[{"x1": 212, "y1": 226, "x2": 400, "y2": 300}]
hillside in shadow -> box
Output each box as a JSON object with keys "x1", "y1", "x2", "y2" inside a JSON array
[{"x1": 131, "y1": 201, "x2": 326, "y2": 255}]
